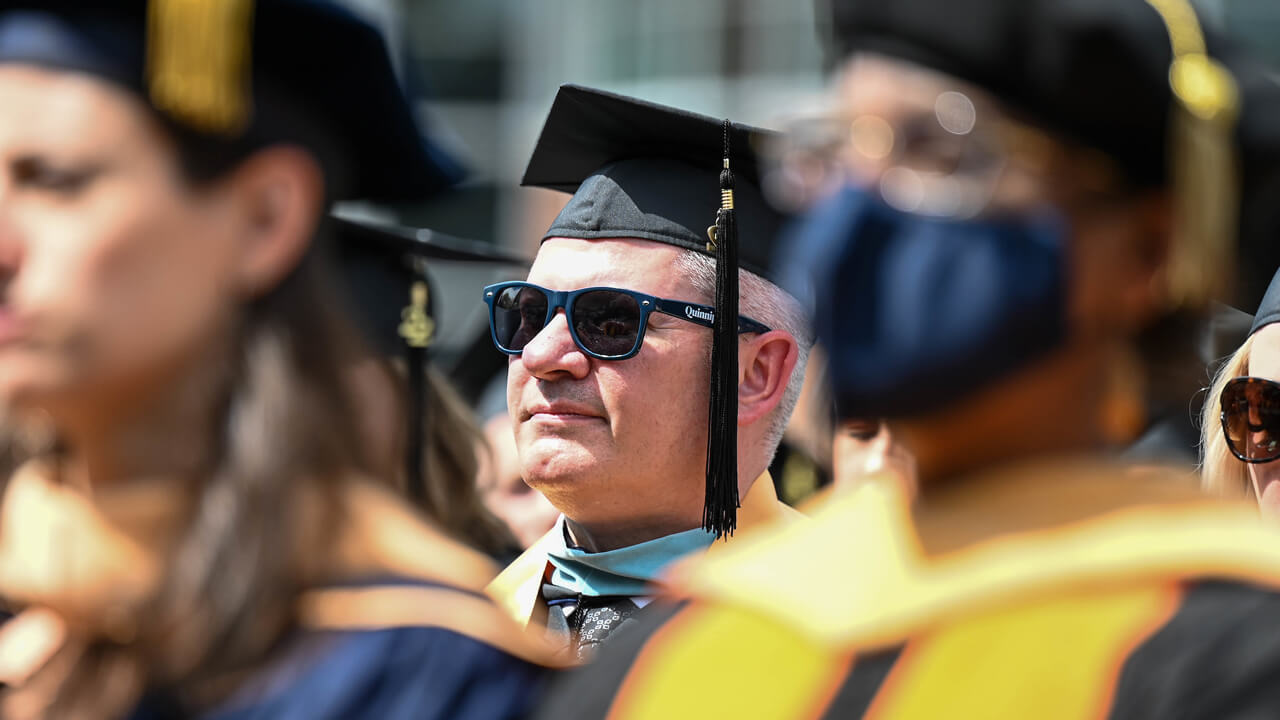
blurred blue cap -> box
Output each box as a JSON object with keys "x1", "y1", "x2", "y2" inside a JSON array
[{"x1": 0, "y1": 0, "x2": 463, "y2": 203}]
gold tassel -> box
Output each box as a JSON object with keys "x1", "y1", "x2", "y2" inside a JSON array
[
  {"x1": 1142, "y1": 0, "x2": 1240, "y2": 307},
  {"x1": 705, "y1": 160, "x2": 735, "y2": 251},
  {"x1": 398, "y1": 281, "x2": 436, "y2": 349},
  {"x1": 146, "y1": 0, "x2": 254, "y2": 135}
]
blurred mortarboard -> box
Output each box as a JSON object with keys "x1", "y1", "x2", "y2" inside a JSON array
[
  {"x1": 0, "y1": 0, "x2": 462, "y2": 203},
  {"x1": 334, "y1": 214, "x2": 528, "y2": 503},
  {"x1": 336, "y1": 215, "x2": 529, "y2": 357},
  {"x1": 829, "y1": 0, "x2": 1218, "y2": 187},
  {"x1": 519, "y1": 84, "x2": 792, "y2": 537},
  {"x1": 828, "y1": 0, "x2": 1280, "y2": 309}
]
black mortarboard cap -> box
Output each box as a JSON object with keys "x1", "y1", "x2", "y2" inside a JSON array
[
  {"x1": 335, "y1": 215, "x2": 527, "y2": 503},
  {"x1": 521, "y1": 84, "x2": 789, "y2": 537},
  {"x1": 522, "y1": 84, "x2": 785, "y2": 280},
  {"x1": 828, "y1": 0, "x2": 1279, "y2": 310},
  {"x1": 1232, "y1": 69, "x2": 1280, "y2": 311},
  {"x1": 1249, "y1": 268, "x2": 1280, "y2": 337},
  {"x1": 0, "y1": 0, "x2": 462, "y2": 203}
]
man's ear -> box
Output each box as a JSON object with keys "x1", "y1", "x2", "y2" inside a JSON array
[
  {"x1": 226, "y1": 145, "x2": 326, "y2": 298},
  {"x1": 737, "y1": 330, "x2": 800, "y2": 427}
]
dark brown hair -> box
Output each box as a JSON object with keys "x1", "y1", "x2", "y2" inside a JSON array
[
  {"x1": 356, "y1": 352, "x2": 515, "y2": 560},
  {"x1": 414, "y1": 365, "x2": 516, "y2": 558},
  {"x1": 37, "y1": 241, "x2": 369, "y2": 718}
]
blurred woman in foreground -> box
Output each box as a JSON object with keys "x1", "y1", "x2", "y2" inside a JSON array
[{"x1": 0, "y1": 3, "x2": 550, "y2": 718}]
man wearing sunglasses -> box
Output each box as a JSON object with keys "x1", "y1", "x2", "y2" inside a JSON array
[
  {"x1": 533, "y1": 0, "x2": 1280, "y2": 717},
  {"x1": 485, "y1": 85, "x2": 813, "y2": 659}
]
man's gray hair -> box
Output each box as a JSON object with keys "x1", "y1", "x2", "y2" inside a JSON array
[{"x1": 673, "y1": 250, "x2": 815, "y2": 460}]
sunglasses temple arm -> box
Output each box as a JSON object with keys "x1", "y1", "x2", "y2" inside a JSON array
[
  {"x1": 650, "y1": 298, "x2": 715, "y2": 329},
  {"x1": 651, "y1": 298, "x2": 771, "y2": 335}
]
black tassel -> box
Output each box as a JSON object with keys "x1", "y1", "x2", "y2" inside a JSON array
[
  {"x1": 398, "y1": 277, "x2": 436, "y2": 506},
  {"x1": 704, "y1": 120, "x2": 740, "y2": 538},
  {"x1": 405, "y1": 344, "x2": 427, "y2": 504}
]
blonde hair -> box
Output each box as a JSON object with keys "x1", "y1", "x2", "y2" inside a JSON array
[{"x1": 1201, "y1": 333, "x2": 1256, "y2": 499}]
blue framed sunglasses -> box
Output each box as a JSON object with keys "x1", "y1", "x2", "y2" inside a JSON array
[{"x1": 483, "y1": 281, "x2": 771, "y2": 360}]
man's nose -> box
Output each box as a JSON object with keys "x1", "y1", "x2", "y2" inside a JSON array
[{"x1": 518, "y1": 310, "x2": 591, "y2": 380}]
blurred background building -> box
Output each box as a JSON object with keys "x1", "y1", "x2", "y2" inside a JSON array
[
  {"x1": 1200, "y1": 0, "x2": 1280, "y2": 65},
  {"x1": 337, "y1": 0, "x2": 1280, "y2": 382},
  {"x1": 337, "y1": 0, "x2": 833, "y2": 382}
]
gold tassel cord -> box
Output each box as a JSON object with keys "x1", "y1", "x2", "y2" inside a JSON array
[
  {"x1": 1142, "y1": 0, "x2": 1240, "y2": 307},
  {"x1": 707, "y1": 164, "x2": 736, "y2": 251},
  {"x1": 721, "y1": 158, "x2": 736, "y2": 211},
  {"x1": 147, "y1": 0, "x2": 254, "y2": 135},
  {"x1": 1144, "y1": 0, "x2": 1206, "y2": 56}
]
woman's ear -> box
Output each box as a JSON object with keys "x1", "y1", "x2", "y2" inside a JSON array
[{"x1": 226, "y1": 145, "x2": 326, "y2": 298}]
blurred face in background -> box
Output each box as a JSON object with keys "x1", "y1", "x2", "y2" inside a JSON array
[
  {"x1": 809, "y1": 54, "x2": 1169, "y2": 338},
  {"x1": 477, "y1": 414, "x2": 559, "y2": 549},
  {"x1": 833, "y1": 420, "x2": 917, "y2": 498},
  {"x1": 768, "y1": 53, "x2": 1174, "y2": 483}
]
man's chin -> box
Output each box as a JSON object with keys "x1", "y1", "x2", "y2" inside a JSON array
[
  {"x1": 525, "y1": 465, "x2": 596, "y2": 491},
  {"x1": 521, "y1": 441, "x2": 603, "y2": 484}
]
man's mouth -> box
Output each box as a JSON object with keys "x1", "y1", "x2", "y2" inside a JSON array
[{"x1": 524, "y1": 402, "x2": 603, "y2": 423}]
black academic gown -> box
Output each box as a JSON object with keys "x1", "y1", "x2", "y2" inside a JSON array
[{"x1": 128, "y1": 577, "x2": 549, "y2": 720}]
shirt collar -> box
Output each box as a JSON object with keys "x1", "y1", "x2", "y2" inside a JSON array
[
  {"x1": 543, "y1": 471, "x2": 790, "y2": 598},
  {"x1": 545, "y1": 518, "x2": 716, "y2": 598}
]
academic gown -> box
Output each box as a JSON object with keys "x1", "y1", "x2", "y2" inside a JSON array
[
  {"x1": 486, "y1": 472, "x2": 803, "y2": 654},
  {"x1": 128, "y1": 577, "x2": 548, "y2": 720},
  {"x1": 0, "y1": 462, "x2": 559, "y2": 720},
  {"x1": 538, "y1": 458, "x2": 1280, "y2": 719}
]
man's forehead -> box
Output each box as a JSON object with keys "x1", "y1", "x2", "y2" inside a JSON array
[{"x1": 526, "y1": 237, "x2": 695, "y2": 294}]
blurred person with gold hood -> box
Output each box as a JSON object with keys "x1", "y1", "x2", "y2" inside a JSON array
[{"x1": 535, "y1": 0, "x2": 1280, "y2": 717}]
